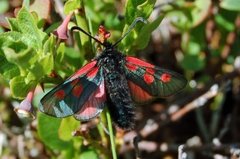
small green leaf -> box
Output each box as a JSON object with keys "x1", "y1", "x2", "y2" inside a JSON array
[
  {"x1": 0, "y1": 55, "x2": 20, "y2": 80},
  {"x1": 40, "y1": 53, "x2": 54, "y2": 74},
  {"x1": 17, "y1": 7, "x2": 46, "y2": 49},
  {"x1": 3, "y1": 46, "x2": 36, "y2": 69},
  {"x1": 215, "y1": 9, "x2": 237, "y2": 32},
  {"x1": 191, "y1": 0, "x2": 211, "y2": 27},
  {"x1": 2, "y1": 31, "x2": 21, "y2": 41},
  {"x1": 183, "y1": 41, "x2": 201, "y2": 56},
  {"x1": 26, "y1": 53, "x2": 54, "y2": 82},
  {"x1": 167, "y1": 10, "x2": 191, "y2": 31},
  {"x1": 122, "y1": 0, "x2": 156, "y2": 52},
  {"x1": 7, "y1": 18, "x2": 21, "y2": 32},
  {"x1": 220, "y1": 0, "x2": 240, "y2": 11},
  {"x1": 167, "y1": 0, "x2": 211, "y2": 30},
  {"x1": 45, "y1": 22, "x2": 61, "y2": 34},
  {"x1": 38, "y1": 112, "x2": 72, "y2": 150},
  {"x1": 2, "y1": 66, "x2": 20, "y2": 80},
  {"x1": 180, "y1": 54, "x2": 205, "y2": 71},
  {"x1": 54, "y1": 46, "x2": 78, "y2": 77},
  {"x1": 64, "y1": 0, "x2": 81, "y2": 14},
  {"x1": 135, "y1": 15, "x2": 164, "y2": 49},
  {"x1": 10, "y1": 76, "x2": 36, "y2": 99},
  {"x1": 64, "y1": 47, "x2": 83, "y2": 70},
  {"x1": 1, "y1": 32, "x2": 34, "y2": 48},
  {"x1": 125, "y1": 0, "x2": 156, "y2": 24},
  {"x1": 56, "y1": 42, "x2": 65, "y2": 63},
  {"x1": 58, "y1": 116, "x2": 80, "y2": 141},
  {"x1": 43, "y1": 34, "x2": 56, "y2": 55}
]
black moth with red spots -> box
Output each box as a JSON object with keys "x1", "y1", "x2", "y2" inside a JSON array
[{"x1": 39, "y1": 21, "x2": 187, "y2": 130}]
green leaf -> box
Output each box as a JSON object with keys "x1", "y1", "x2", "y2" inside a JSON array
[
  {"x1": 7, "y1": 18, "x2": 21, "y2": 32},
  {"x1": 17, "y1": 7, "x2": 46, "y2": 49},
  {"x1": 135, "y1": 15, "x2": 164, "y2": 49},
  {"x1": 167, "y1": 10, "x2": 191, "y2": 31},
  {"x1": 167, "y1": 0, "x2": 211, "y2": 31},
  {"x1": 54, "y1": 46, "x2": 77, "y2": 77},
  {"x1": 2, "y1": 46, "x2": 37, "y2": 69},
  {"x1": 0, "y1": 55, "x2": 20, "y2": 80},
  {"x1": 125, "y1": 0, "x2": 156, "y2": 24},
  {"x1": 190, "y1": 0, "x2": 211, "y2": 27},
  {"x1": 43, "y1": 34, "x2": 56, "y2": 55},
  {"x1": 40, "y1": 53, "x2": 54, "y2": 74},
  {"x1": 215, "y1": 9, "x2": 237, "y2": 32},
  {"x1": 2, "y1": 66, "x2": 20, "y2": 80},
  {"x1": 183, "y1": 41, "x2": 201, "y2": 56},
  {"x1": 45, "y1": 22, "x2": 61, "y2": 34},
  {"x1": 56, "y1": 42, "x2": 65, "y2": 63},
  {"x1": 26, "y1": 53, "x2": 54, "y2": 83},
  {"x1": 64, "y1": 0, "x2": 81, "y2": 14},
  {"x1": 1, "y1": 31, "x2": 36, "y2": 48},
  {"x1": 79, "y1": 148, "x2": 99, "y2": 159},
  {"x1": 38, "y1": 112, "x2": 72, "y2": 150},
  {"x1": 58, "y1": 116, "x2": 80, "y2": 141},
  {"x1": 4, "y1": 38, "x2": 28, "y2": 52},
  {"x1": 9, "y1": 76, "x2": 36, "y2": 99},
  {"x1": 64, "y1": 47, "x2": 83, "y2": 70},
  {"x1": 220, "y1": 0, "x2": 240, "y2": 11},
  {"x1": 180, "y1": 54, "x2": 205, "y2": 71},
  {"x1": 121, "y1": 0, "x2": 156, "y2": 53}
]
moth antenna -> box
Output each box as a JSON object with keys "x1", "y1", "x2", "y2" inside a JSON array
[
  {"x1": 71, "y1": 26, "x2": 107, "y2": 47},
  {"x1": 113, "y1": 17, "x2": 148, "y2": 47}
]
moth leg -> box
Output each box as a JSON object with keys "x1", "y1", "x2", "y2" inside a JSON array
[{"x1": 133, "y1": 135, "x2": 142, "y2": 158}]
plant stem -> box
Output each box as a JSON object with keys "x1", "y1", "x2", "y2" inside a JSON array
[
  {"x1": 98, "y1": 113, "x2": 108, "y2": 146},
  {"x1": 106, "y1": 109, "x2": 117, "y2": 159},
  {"x1": 74, "y1": 1, "x2": 94, "y2": 60}
]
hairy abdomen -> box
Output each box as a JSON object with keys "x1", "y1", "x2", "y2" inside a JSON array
[{"x1": 104, "y1": 68, "x2": 135, "y2": 130}]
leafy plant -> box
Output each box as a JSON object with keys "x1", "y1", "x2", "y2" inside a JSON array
[{"x1": 0, "y1": 7, "x2": 65, "y2": 99}]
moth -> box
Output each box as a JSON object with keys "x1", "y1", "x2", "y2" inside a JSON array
[{"x1": 39, "y1": 18, "x2": 187, "y2": 130}]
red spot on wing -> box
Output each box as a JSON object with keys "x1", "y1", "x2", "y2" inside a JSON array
[
  {"x1": 144, "y1": 73, "x2": 154, "y2": 84},
  {"x1": 54, "y1": 90, "x2": 65, "y2": 99},
  {"x1": 126, "y1": 57, "x2": 154, "y2": 68},
  {"x1": 161, "y1": 73, "x2": 171, "y2": 83},
  {"x1": 126, "y1": 63, "x2": 138, "y2": 71},
  {"x1": 72, "y1": 84, "x2": 83, "y2": 97},
  {"x1": 128, "y1": 81, "x2": 154, "y2": 103},
  {"x1": 70, "y1": 61, "x2": 97, "y2": 80},
  {"x1": 70, "y1": 79, "x2": 79, "y2": 86},
  {"x1": 146, "y1": 68, "x2": 155, "y2": 75},
  {"x1": 86, "y1": 67, "x2": 99, "y2": 79}
]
